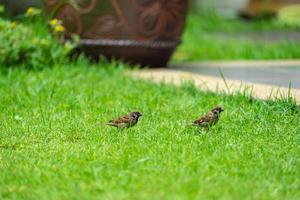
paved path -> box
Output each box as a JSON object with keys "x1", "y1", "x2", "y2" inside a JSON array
[
  {"x1": 131, "y1": 60, "x2": 300, "y2": 104},
  {"x1": 171, "y1": 60, "x2": 300, "y2": 89},
  {"x1": 216, "y1": 31, "x2": 300, "y2": 43}
]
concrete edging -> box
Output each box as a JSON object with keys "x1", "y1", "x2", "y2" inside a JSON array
[
  {"x1": 171, "y1": 60, "x2": 300, "y2": 69},
  {"x1": 131, "y1": 68, "x2": 300, "y2": 104}
]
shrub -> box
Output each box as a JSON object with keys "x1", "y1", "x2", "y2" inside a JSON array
[{"x1": 0, "y1": 6, "x2": 78, "y2": 69}]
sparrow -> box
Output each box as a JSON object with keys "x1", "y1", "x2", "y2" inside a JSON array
[
  {"x1": 106, "y1": 111, "x2": 143, "y2": 128},
  {"x1": 192, "y1": 106, "x2": 224, "y2": 128}
]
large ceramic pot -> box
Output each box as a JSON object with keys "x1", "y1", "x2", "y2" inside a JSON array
[{"x1": 45, "y1": 0, "x2": 189, "y2": 67}]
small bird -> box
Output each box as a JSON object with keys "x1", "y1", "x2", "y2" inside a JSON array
[
  {"x1": 192, "y1": 106, "x2": 224, "y2": 128},
  {"x1": 106, "y1": 111, "x2": 143, "y2": 128}
]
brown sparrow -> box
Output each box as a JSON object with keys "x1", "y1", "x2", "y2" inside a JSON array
[
  {"x1": 106, "y1": 111, "x2": 143, "y2": 128},
  {"x1": 192, "y1": 107, "x2": 224, "y2": 128}
]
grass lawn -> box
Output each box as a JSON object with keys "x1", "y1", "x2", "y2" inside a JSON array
[
  {"x1": 0, "y1": 63, "x2": 299, "y2": 199},
  {"x1": 173, "y1": 13, "x2": 300, "y2": 61}
]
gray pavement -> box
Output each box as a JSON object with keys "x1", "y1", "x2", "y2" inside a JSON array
[
  {"x1": 171, "y1": 61, "x2": 300, "y2": 89},
  {"x1": 217, "y1": 31, "x2": 300, "y2": 43}
]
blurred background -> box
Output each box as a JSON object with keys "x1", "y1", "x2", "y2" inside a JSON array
[
  {"x1": 0, "y1": 0, "x2": 299, "y2": 65},
  {"x1": 175, "y1": 0, "x2": 300, "y2": 62},
  {"x1": 1, "y1": 0, "x2": 300, "y2": 19},
  {"x1": 191, "y1": 0, "x2": 300, "y2": 19},
  {"x1": 0, "y1": 0, "x2": 300, "y2": 62}
]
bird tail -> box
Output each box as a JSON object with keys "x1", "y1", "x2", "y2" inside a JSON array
[
  {"x1": 192, "y1": 122, "x2": 198, "y2": 126},
  {"x1": 105, "y1": 122, "x2": 118, "y2": 127}
]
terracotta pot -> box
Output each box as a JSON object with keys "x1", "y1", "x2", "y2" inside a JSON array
[{"x1": 44, "y1": 0, "x2": 189, "y2": 67}]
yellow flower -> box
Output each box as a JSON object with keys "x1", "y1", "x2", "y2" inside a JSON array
[
  {"x1": 50, "y1": 19, "x2": 59, "y2": 27},
  {"x1": 26, "y1": 7, "x2": 41, "y2": 17},
  {"x1": 9, "y1": 22, "x2": 16, "y2": 29},
  {"x1": 54, "y1": 25, "x2": 65, "y2": 34},
  {"x1": 26, "y1": 7, "x2": 34, "y2": 16}
]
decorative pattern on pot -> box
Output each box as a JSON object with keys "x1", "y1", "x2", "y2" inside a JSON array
[
  {"x1": 45, "y1": 0, "x2": 189, "y2": 67},
  {"x1": 132, "y1": 0, "x2": 186, "y2": 39}
]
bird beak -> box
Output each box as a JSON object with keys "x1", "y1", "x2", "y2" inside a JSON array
[
  {"x1": 221, "y1": 108, "x2": 224, "y2": 112},
  {"x1": 139, "y1": 113, "x2": 143, "y2": 116}
]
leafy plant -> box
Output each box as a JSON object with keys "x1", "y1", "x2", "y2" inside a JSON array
[{"x1": 0, "y1": 6, "x2": 78, "y2": 69}]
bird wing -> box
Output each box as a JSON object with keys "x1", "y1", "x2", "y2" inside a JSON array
[
  {"x1": 193, "y1": 112, "x2": 213, "y2": 125},
  {"x1": 109, "y1": 114, "x2": 132, "y2": 124}
]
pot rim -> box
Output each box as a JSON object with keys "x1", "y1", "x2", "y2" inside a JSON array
[{"x1": 75, "y1": 39, "x2": 181, "y2": 49}]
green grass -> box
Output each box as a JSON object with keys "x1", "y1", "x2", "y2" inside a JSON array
[
  {"x1": 1, "y1": 63, "x2": 299, "y2": 199},
  {"x1": 173, "y1": 13, "x2": 300, "y2": 61}
]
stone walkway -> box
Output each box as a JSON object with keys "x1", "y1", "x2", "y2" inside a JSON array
[
  {"x1": 171, "y1": 60, "x2": 300, "y2": 89},
  {"x1": 131, "y1": 60, "x2": 300, "y2": 104},
  {"x1": 216, "y1": 31, "x2": 300, "y2": 43}
]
